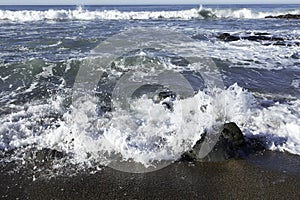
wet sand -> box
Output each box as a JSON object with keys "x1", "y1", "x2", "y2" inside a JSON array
[{"x1": 1, "y1": 151, "x2": 300, "y2": 200}]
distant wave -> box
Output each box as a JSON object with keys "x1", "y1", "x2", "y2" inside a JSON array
[
  {"x1": 0, "y1": 6, "x2": 200, "y2": 21},
  {"x1": 201, "y1": 7, "x2": 300, "y2": 19},
  {"x1": 0, "y1": 6, "x2": 300, "y2": 21}
]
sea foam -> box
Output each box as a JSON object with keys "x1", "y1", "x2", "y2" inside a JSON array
[
  {"x1": 0, "y1": 6, "x2": 299, "y2": 22},
  {"x1": 1, "y1": 82, "x2": 299, "y2": 169}
]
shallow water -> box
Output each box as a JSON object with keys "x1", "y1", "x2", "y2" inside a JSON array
[{"x1": 0, "y1": 4, "x2": 299, "y2": 174}]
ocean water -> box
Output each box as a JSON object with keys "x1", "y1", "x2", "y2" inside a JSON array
[{"x1": 0, "y1": 4, "x2": 299, "y2": 174}]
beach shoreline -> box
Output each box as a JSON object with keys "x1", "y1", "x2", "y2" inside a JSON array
[
  {"x1": 0, "y1": 4, "x2": 300, "y2": 200},
  {"x1": 1, "y1": 151, "x2": 299, "y2": 199}
]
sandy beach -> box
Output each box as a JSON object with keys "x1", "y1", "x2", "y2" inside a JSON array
[{"x1": 1, "y1": 151, "x2": 299, "y2": 199}]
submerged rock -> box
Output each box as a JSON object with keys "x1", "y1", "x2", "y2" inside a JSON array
[
  {"x1": 181, "y1": 122, "x2": 265, "y2": 162},
  {"x1": 265, "y1": 14, "x2": 300, "y2": 19}
]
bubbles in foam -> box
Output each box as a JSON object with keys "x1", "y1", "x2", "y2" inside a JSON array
[
  {"x1": 0, "y1": 81, "x2": 300, "y2": 174},
  {"x1": 246, "y1": 98, "x2": 300, "y2": 155}
]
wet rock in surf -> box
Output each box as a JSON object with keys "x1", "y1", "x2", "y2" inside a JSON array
[
  {"x1": 265, "y1": 14, "x2": 300, "y2": 19},
  {"x1": 217, "y1": 32, "x2": 300, "y2": 46},
  {"x1": 217, "y1": 33, "x2": 240, "y2": 42},
  {"x1": 181, "y1": 122, "x2": 265, "y2": 162},
  {"x1": 218, "y1": 33, "x2": 284, "y2": 42}
]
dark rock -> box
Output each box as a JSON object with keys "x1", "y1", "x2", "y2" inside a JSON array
[
  {"x1": 222, "y1": 122, "x2": 245, "y2": 146},
  {"x1": 181, "y1": 122, "x2": 265, "y2": 162},
  {"x1": 254, "y1": 32, "x2": 270, "y2": 36},
  {"x1": 265, "y1": 14, "x2": 300, "y2": 19},
  {"x1": 246, "y1": 35, "x2": 284, "y2": 42},
  {"x1": 217, "y1": 33, "x2": 240, "y2": 42},
  {"x1": 218, "y1": 33, "x2": 284, "y2": 42}
]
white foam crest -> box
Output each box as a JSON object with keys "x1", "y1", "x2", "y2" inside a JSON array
[
  {"x1": 55, "y1": 85, "x2": 255, "y2": 166},
  {"x1": 246, "y1": 99, "x2": 300, "y2": 155},
  {"x1": 1, "y1": 84, "x2": 299, "y2": 168},
  {"x1": 0, "y1": 8, "x2": 201, "y2": 22},
  {"x1": 203, "y1": 7, "x2": 300, "y2": 19},
  {"x1": 1, "y1": 6, "x2": 300, "y2": 22},
  {"x1": 197, "y1": 36, "x2": 300, "y2": 70}
]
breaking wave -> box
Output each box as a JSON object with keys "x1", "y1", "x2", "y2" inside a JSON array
[
  {"x1": 200, "y1": 5, "x2": 300, "y2": 19},
  {"x1": 0, "y1": 5, "x2": 299, "y2": 22},
  {"x1": 0, "y1": 56, "x2": 299, "y2": 174}
]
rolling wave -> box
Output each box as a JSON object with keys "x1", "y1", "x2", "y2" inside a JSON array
[
  {"x1": 201, "y1": 6, "x2": 300, "y2": 19},
  {"x1": 0, "y1": 6, "x2": 299, "y2": 22}
]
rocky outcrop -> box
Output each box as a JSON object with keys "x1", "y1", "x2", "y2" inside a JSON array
[
  {"x1": 265, "y1": 14, "x2": 300, "y2": 19},
  {"x1": 181, "y1": 122, "x2": 265, "y2": 162},
  {"x1": 217, "y1": 33, "x2": 284, "y2": 42},
  {"x1": 217, "y1": 32, "x2": 299, "y2": 46}
]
